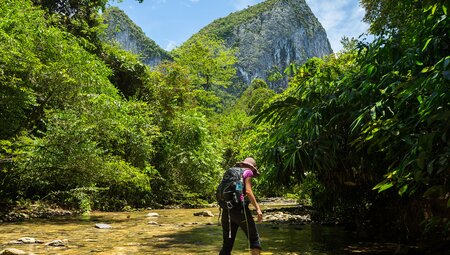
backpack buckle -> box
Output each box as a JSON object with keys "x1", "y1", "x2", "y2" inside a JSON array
[{"x1": 226, "y1": 201, "x2": 233, "y2": 209}]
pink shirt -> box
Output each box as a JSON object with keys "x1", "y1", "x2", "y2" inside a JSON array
[{"x1": 240, "y1": 169, "x2": 254, "y2": 201}]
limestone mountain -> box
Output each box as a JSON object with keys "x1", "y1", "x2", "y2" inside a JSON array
[
  {"x1": 190, "y1": 0, "x2": 333, "y2": 89},
  {"x1": 103, "y1": 0, "x2": 332, "y2": 90},
  {"x1": 102, "y1": 7, "x2": 170, "y2": 66}
]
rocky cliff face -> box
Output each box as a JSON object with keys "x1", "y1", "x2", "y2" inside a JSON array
[
  {"x1": 102, "y1": 7, "x2": 169, "y2": 66},
  {"x1": 104, "y1": 0, "x2": 332, "y2": 90},
  {"x1": 196, "y1": 0, "x2": 333, "y2": 89}
]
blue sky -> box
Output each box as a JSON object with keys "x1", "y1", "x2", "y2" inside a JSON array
[{"x1": 108, "y1": 0, "x2": 369, "y2": 52}]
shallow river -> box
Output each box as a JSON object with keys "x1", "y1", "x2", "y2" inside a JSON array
[{"x1": 0, "y1": 206, "x2": 362, "y2": 255}]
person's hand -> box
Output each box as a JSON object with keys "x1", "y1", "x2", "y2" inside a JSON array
[{"x1": 256, "y1": 209, "x2": 263, "y2": 222}]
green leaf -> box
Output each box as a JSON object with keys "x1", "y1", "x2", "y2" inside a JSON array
[
  {"x1": 431, "y1": 4, "x2": 437, "y2": 15},
  {"x1": 378, "y1": 182, "x2": 394, "y2": 192},
  {"x1": 417, "y1": 95, "x2": 423, "y2": 104},
  {"x1": 367, "y1": 64, "x2": 375, "y2": 76},
  {"x1": 398, "y1": 184, "x2": 408, "y2": 196},
  {"x1": 421, "y1": 66, "x2": 434, "y2": 73},
  {"x1": 373, "y1": 181, "x2": 394, "y2": 192},
  {"x1": 422, "y1": 38, "x2": 432, "y2": 52},
  {"x1": 443, "y1": 5, "x2": 448, "y2": 15},
  {"x1": 370, "y1": 105, "x2": 377, "y2": 119}
]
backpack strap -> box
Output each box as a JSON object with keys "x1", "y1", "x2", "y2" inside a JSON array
[{"x1": 227, "y1": 207, "x2": 232, "y2": 238}]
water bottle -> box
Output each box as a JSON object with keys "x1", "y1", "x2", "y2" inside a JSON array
[{"x1": 235, "y1": 182, "x2": 243, "y2": 193}]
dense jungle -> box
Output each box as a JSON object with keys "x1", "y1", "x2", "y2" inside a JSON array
[{"x1": 0, "y1": 0, "x2": 448, "y2": 254}]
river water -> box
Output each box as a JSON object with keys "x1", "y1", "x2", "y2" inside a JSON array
[{"x1": 0, "y1": 206, "x2": 366, "y2": 255}]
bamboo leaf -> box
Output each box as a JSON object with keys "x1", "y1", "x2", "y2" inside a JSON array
[
  {"x1": 422, "y1": 38, "x2": 432, "y2": 52},
  {"x1": 378, "y1": 182, "x2": 394, "y2": 192},
  {"x1": 431, "y1": 4, "x2": 437, "y2": 15}
]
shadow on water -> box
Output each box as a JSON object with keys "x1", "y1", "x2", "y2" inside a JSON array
[
  {"x1": 151, "y1": 223, "x2": 353, "y2": 255},
  {"x1": 0, "y1": 208, "x2": 398, "y2": 254}
]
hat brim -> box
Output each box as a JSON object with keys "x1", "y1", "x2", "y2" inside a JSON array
[{"x1": 237, "y1": 162, "x2": 260, "y2": 175}]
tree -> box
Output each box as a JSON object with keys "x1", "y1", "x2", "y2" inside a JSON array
[
  {"x1": 0, "y1": 0, "x2": 160, "y2": 210},
  {"x1": 254, "y1": 0, "x2": 449, "y2": 244},
  {"x1": 31, "y1": 0, "x2": 145, "y2": 52},
  {"x1": 173, "y1": 34, "x2": 238, "y2": 90}
]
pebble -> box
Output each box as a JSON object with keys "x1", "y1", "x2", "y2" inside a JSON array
[
  {"x1": 95, "y1": 223, "x2": 112, "y2": 229},
  {"x1": 145, "y1": 212, "x2": 159, "y2": 217},
  {"x1": 193, "y1": 211, "x2": 214, "y2": 217},
  {"x1": 45, "y1": 239, "x2": 67, "y2": 246}
]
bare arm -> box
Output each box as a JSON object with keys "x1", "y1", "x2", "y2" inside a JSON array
[{"x1": 245, "y1": 177, "x2": 263, "y2": 222}]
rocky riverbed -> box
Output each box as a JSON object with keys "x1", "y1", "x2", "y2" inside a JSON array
[{"x1": 0, "y1": 201, "x2": 432, "y2": 255}]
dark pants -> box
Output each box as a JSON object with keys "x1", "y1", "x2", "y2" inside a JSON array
[{"x1": 219, "y1": 206, "x2": 261, "y2": 255}]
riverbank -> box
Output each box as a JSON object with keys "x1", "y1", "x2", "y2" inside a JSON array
[
  {"x1": 0, "y1": 197, "x2": 303, "y2": 223},
  {"x1": 0, "y1": 201, "x2": 74, "y2": 223}
]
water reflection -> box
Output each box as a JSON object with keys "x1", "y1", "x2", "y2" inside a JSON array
[{"x1": 0, "y1": 208, "x2": 354, "y2": 254}]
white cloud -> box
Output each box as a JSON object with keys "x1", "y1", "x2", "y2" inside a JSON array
[
  {"x1": 232, "y1": 0, "x2": 259, "y2": 10},
  {"x1": 165, "y1": 40, "x2": 178, "y2": 51},
  {"x1": 306, "y1": 0, "x2": 369, "y2": 52}
]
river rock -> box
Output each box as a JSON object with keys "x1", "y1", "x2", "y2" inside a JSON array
[
  {"x1": 263, "y1": 211, "x2": 311, "y2": 224},
  {"x1": 0, "y1": 248, "x2": 35, "y2": 255},
  {"x1": 193, "y1": 211, "x2": 214, "y2": 217},
  {"x1": 147, "y1": 221, "x2": 158, "y2": 225},
  {"x1": 9, "y1": 237, "x2": 43, "y2": 245},
  {"x1": 95, "y1": 223, "x2": 112, "y2": 229},
  {"x1": 45, "y1": 239, "x2": 67, "y2": 246},
  {"x1": 145, "y1": 212, "x2": 159, "y2": 217},
  {"x1": 18, "y1": 237, "x2": 35, "y2": 244}
]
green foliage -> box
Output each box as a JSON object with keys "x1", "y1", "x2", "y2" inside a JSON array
[
  {"x1": 173, "y1": 34, "x2": 238, "y2": 114},
  {"x1": 174, "y1": 34, "x2": 238, "y2": 89},
  {"x1": 31, "y1": 0, "x2": 145, "y2": 53},
  {"x1": 162, "y1": 110, "x2": 222, "y2": 195},
  {"x1": 235, "y1": 79, "x2": 275, "y2": 116},
  {"x1": 211, "y1": 78, "x2": 275, "y2": 189},
  {"x1": 255, "y1": 54, "x2": 359, "y2": 186},
  {"x1": 351, "y1": 1, "x2": 450, "y2": 201},
  {"x1": 255, "y1": 0, "x2": 449, "y2": 242},
  {"x1": 31, "y1": 0, "x2": 108, "y2": 52},
  {"x1": 0, "y1": 0, "x2": 160, "y2": 210},
  {"x1": 100, "y1": 43, "x2": 150, "y2": 98}
]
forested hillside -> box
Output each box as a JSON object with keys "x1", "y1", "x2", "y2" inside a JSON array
[{"x1": 0, "y1": 0, "x2": 448, "y2": 251}]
